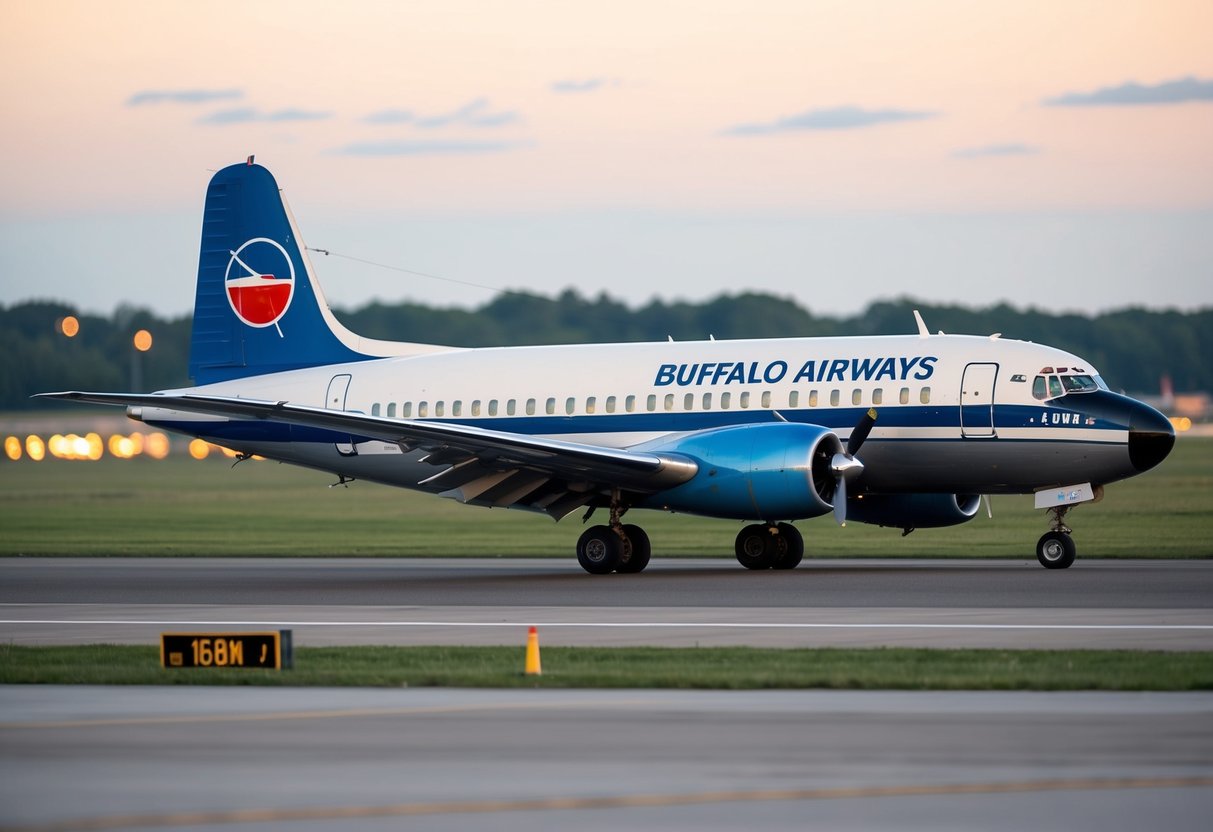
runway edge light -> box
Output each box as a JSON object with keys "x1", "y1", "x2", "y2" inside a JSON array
[{"x1": 525, "y1": 626, "x2": 542, "y2": 676}]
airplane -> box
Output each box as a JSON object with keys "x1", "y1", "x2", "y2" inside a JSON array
[{"x1": 40, "y1": 158, "x2": 1176, "y2": 574}]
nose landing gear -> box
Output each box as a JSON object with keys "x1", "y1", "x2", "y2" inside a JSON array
[{"x1": 1036, "y1": 505, "x2": 1076, "y2": 569}]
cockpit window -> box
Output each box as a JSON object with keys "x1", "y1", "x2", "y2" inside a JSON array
[
  {"x1": 1061, "y1": 374, "x2": 1099, "y2": 393},
  {"x1": 1033, "y1": 372, "x2": 1104, "y2": 401}
]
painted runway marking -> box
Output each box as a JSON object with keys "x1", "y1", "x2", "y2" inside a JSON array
[{"x1": 4, "y1": 776, "x2": 1211, "y2": 830}]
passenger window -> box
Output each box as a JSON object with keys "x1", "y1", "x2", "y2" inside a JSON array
[
  {"x1": 899, "y1": 387, "x2": 909, "y2": 405},
  {"x1": 625, "y1": 395, "x2": 636, "y2": 413},
  {"x1": 646, "y1": 394, "x2": 657, "y2": 412},
  {"x1": 488, "y1": 400, "x2": 498, "y2": 416},
  {"x1": 720, "y1": 392, "x2": 731, "y2": 409},
  {"x1": 418, "y1": 401, "x2": 428, "y2": 418},
  {"x1": 506, "y1": 399, "x2": 516, "y2": 416},
  {"x1": 403, "y1": 402, "x2": 413, "y2": 418},
  {"x1": 852, "y1": 389, "x2": 862, "y2": 406},
  {"x1": 830, "y1": 390, "x2": 840, "y2": 407},
  {"x1": 435, "y1": 401, "x2": 445, "y2": 417},
  {"x1": 740, "y1": 392, "x2": 750, "y2": 408},
  {"x1": 372, "y1": 403, "x2": 381, "y2": 417},
  {"x1": 385, "y1": 402, "x2": 395, "y2": 417},
  {"x1": 586, "y1": 396, "x2": 596, "y2": 414},
  {"x1": 761, "y1": 391, "x2": 771, "y2": 408},
  {"x1": 788, "y1": 391, "x2": 799, "y2": 408},
  {"x1": 872, "y1": 389, "x2": 883, "y2": 405},
  {"x1": 809, "y1": 390, "x2": 818, "y2": 407},
  {"x1": 470, "y1": 400, "x2": 480, "y2": 417},
  {"x1": 526, "y1": 398, "x2": 536, "y2": 416},
  {"x1": 684, "y1": 393, "x2": 694, "y2": 410},
  {"x1": 566, "y1": 397, "x2": 576, "y2": 415},
  {"x1": 920, "y1": 387, "x2": 931, "y2": 404},
  {"x1": 664, "y1": 393, "x2": 674, "y2": 411},
  {"x1": 702, "y1": 392, "x2": 712, "y2": 410},
  {"x1": 452, "y1": 401, "x2": 462, "y2": 417},
  {"x1": 546, "y1": 397, "x2": 556, "y2": 415},
  {"x1": 606, "y1": 396, "x2": 616, "y2": 413}
]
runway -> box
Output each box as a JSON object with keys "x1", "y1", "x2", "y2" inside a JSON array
[
  {"x1": 2, "y1": 557, "x2": 1211, "y2": 649},
  {"x1": 2, "y1": 686, "x2": 1211, "y2": 831}
]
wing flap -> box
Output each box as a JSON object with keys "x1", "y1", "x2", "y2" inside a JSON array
[{"x1": 37, "y1": 391, "x2": 698, "y2": 508}]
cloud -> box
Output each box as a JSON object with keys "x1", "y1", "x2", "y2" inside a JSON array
[
  {"x1": 197, "y1": 108, "x2": 332, "y2": 125},
  {"x1": 722, "y1": 105, "x2": 937, "y2": 135},
  {"x1": 1043, "y1": 76, "x2": 1213, "y2": 107},
  {"x1": 126, "y1": 89, "x2": 243, "y2": 106},
  {"x1": 364, "y1": 109, "x2": 415, "y2": 125},
  {"x1": 551, "y1": 78, "x2": 618, "y2": 94},
  {"x1": 952, "y1": 143, "x2": 1040, "y2": 159},
  {"x1": 415, "y1": 98, "x2": 519, "y2": 129},
  {"x1": 332, "y1": 139, "x2": 534, "y2": 156}
]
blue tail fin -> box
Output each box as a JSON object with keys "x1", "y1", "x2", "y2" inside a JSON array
[{"x1": 189, "y1": 160, "x2": 438, "y2": 384}]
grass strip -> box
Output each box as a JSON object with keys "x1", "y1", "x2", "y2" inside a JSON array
[
  {"x1": 2, "y1": 644, "x2": 1210, "y2": 690},
  {"x1": 3, "y1": 439, "x2": 1211, "y2": 558}
]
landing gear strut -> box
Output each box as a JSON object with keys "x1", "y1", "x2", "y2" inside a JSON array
[
  {"x1": 734, "y1": 523, "x2": 804, "y2": 570},
  {"x1": 1036, "y1": 505, "x2": 1076, "y2": 569}
]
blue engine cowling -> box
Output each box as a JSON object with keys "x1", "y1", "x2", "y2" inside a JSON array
[
  {"x1": 846, "y1": 493, "x2": 982, "y2": 530},
  {"x1": 639, "y1": 423, "x2": 843, "y2": 520}
]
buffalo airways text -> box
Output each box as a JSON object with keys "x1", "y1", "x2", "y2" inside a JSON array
[{"x1": 654, "y1": 356, "x2": 939, "y2": 387}]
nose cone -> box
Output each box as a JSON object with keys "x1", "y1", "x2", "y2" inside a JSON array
[
  {"x1": 1058, "y1": 390, "x2": 1175, "y2": 473},
  {"x1": 1126, "y1": 400, "x2": 1175, "y2": 472}
]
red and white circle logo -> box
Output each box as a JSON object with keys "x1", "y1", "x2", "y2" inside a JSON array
[{"x1": 225, "y1": 238, "x2": 296, "y2": 336}]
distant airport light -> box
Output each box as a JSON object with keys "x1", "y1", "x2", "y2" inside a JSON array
[
  {"x1": 133, "y1": 329, "x2": 153, "y2": 352},
  {"x1": 189, "y1": 439, "x2": 211, "y2": 460},
  {"x1": 130, "y1": 432, "x2": 145, "y2": 454},
  {"x1": 4, "y1": 436, "x2": 21, "y2": 461},
  {"x1": 25, "y1": 435, "x2": 45, "y2": 461},
  {"x1": 145, "y1": 432, "x2": 170, "y2": 459},
  {"x1": 85, "y1": 433, "x2": 103, "y2": 461},
  {"x1": 1170, "y1": 416, "x2": 1192, "y2": 432},
  {"x1": 57, "y1": 316, "x2": 80, "y2": 337}
]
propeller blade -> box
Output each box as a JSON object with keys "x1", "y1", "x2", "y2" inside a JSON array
[
  {"x1": 834, "y1": 475, "x2": 847, "y2": 526},
  {"x1": 846, "y1": 408, "x2": 878, "y2": 456}
]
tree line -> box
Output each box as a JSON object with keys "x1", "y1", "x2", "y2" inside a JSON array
[{"x1": 3, "y1": 292, "x2": 1209, "y2": 410}]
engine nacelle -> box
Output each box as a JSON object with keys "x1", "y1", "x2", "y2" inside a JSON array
[
  {"x1": 846, "y1": 492, "x2": 982, "y2": 530},
  {"x1": 641, "y1": 423, "x2": 842, "y2": 520}
]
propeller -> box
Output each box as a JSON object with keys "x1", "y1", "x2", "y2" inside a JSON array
[{"x1": 832, "y1": 408, "x2": 877, "y2": 526}]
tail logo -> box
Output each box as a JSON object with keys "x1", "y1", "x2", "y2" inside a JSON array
[{"x1": 225, "y1": 238, "x2": 296, "y2": 336}]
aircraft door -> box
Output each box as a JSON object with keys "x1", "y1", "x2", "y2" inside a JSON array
[
  {"x1": 324, "y1": 373, "x2": 357, "y2": 456},
  {"x1": 960, "y1": 363, "x2": 998, "y2": 438}
]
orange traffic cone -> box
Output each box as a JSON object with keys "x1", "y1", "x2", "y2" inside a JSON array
[{"x1": 525, "y1": 626, "x2": 542, "y2": 676}]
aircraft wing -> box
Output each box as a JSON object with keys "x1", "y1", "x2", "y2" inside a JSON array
[{"x1": 37, "y1": 391, "x2": 699, "y2": 518}]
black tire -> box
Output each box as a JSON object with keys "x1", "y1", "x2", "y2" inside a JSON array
[
  {"x1": 735, "y1": 524, "x2": 776, "y2": 570},
  {"x1": 577, "y1": 525, "x2": 622, "y2": 574},
  {"x1": 772, "y1": 523, "x2": 804, "y2": 570},
  {"x1": 617, "y1": 524, "x2": 652, "y2": 573},
  {"x1": 1036, "y1": 531, "x2": 1076, "y2": 569}
]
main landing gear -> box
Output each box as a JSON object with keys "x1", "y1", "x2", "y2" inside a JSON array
[
  {"x1": 734, "y1": 523, "x2": 804, "y2": 570},
  {"x1": 1036, "y1": 505, "x2": 1077, "y2": 569},
  {"x1": 576, "y1": 491, "x2": 651, "y2": 575}
]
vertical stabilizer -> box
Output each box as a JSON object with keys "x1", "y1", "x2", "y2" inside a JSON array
[{"x1": 189, "y1": 160, "x2": 447, "y2": 384}]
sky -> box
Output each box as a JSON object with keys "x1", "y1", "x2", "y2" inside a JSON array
[{"x1": 1, "y1": 0, "x2": 1211, "y2": 321}]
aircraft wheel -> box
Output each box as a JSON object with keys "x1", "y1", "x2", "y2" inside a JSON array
[
  {"x1": 1036, "y1": 531, "x2": 1076, "y2": 569},
  {"x1": 771, "y1": 523, "x2": 804, "y2": 570},
  {"x1": 577, "y1": 525, "x2": 622, "y2": 575},
  {"x1": 616, "y1": 524, "x2": 651, "y2": 573},
  {"x1": 735, "y1": 524, "x2": 776, "y2": 570}
]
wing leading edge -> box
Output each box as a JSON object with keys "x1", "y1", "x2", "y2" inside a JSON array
[{"x1": 36, "y1": 391, "x2": 699, "y2": 518}]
